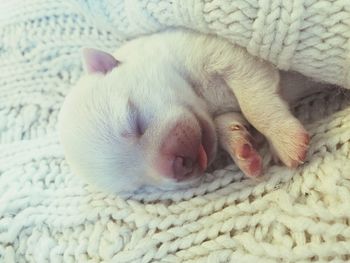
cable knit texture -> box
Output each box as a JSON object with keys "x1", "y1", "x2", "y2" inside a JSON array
[{"x1": 1, "y1": 0, "x2": 350, "y2": 262}]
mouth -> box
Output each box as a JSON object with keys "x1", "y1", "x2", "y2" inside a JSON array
[{"x1": 195, "y1": 112, "x2": 217, "y2": 170}]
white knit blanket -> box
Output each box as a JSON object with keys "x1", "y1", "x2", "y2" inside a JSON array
[{"x1": 1, "y1": 0, "x2": 350, "y2": 262}]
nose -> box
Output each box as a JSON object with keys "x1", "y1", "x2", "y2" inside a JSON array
[
  {"x1": 159, "y1": 120, "x2": 208, "y2": 181},
  {"x1": 173, "y1": 156, "x2": 195, "y2": 179},
  {"x1": 172, "y1": 143, "x2": 208, "y2": 180}
]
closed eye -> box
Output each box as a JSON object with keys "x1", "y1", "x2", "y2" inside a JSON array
[{"x1": 125, "y1": 100, "x2": 147, "y2": 137}]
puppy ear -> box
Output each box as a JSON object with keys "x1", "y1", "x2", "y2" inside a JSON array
[{"x1": 82, "y1": 48, "x2": 119, "y2": 74}]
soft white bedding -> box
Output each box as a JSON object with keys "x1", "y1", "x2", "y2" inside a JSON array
[{"x1": 1, "y1": 0, "x2": 350, "y2": 262}]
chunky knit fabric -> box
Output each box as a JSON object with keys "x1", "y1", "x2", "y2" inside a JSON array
[{"x1": 1, "y1": 0, "x2": 350, "y2": 262}]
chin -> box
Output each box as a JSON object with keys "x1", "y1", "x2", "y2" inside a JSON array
[{"x1": 151, "y1": 175, "x2": 204, "y2": 191}]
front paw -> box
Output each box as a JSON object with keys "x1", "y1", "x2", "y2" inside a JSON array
[
  {"x1": 232, "y1": 139, "x2": 263, "y2": 177},
  {"x1": 215, "y1": 113, "x2": 263, "y2": 178},
  {"x1": 267, "y1": 120, "x2": 309, "y2": 168}
]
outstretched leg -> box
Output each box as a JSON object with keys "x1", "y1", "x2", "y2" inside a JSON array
[
  {"x1": 223, "y1": 62, "x2": 309, "y2": 168},
  {"x1": 171, "y1": 30, "x2": 309, "y2": 167}
]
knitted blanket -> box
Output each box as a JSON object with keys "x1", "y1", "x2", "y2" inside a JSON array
[{"x1": 1, "y1": 0, "x2": 350, "y2": 262}]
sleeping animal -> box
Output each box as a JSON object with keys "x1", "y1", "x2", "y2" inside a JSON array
[{"x1": 59, "y1": 29, "x2": 327, "y2": 193}]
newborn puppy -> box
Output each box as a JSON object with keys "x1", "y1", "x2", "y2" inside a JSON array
[{"x1": 59, "y1": 29, "x2": 311, "y2": 193}]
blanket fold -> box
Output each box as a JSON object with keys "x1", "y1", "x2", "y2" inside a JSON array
[{"x1": 1, "y1": 0, "x2": 350, "y2": 262}]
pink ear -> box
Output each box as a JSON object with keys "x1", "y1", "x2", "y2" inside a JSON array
[{"x1": 82, "y1": 48, "x2": 119, "y2": 74}]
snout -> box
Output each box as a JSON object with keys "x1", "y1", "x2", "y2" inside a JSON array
[
  {"x1": 172, "y1": 144, "x2": 207, "y2": 180},
  {"x1": 156, "y1": 115, "x2": 215, "y2": 181}
]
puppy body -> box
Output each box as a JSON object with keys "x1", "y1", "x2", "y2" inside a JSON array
[{"x1": 59, "y1": 30, "x2": 320, "y2": 193}]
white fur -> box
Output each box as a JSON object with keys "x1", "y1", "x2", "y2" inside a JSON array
[{"x1": 59, "y1": 29, "x2": 325, "y2": 193}]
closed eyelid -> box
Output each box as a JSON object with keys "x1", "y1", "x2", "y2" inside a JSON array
[{"x1": 126, "y1": 100, "x2": 147, "y2": 137}]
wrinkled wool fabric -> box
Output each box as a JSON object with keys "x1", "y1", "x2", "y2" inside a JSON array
[{"x1": 1, "y1": 0, "x2": 350, "y2": 262}]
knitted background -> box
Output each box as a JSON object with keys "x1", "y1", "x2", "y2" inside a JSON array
[{"x1": 1, "y1": 0, "x2": 350, "y2": 262}]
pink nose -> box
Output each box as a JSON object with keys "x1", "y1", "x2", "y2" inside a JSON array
[
  {"x1": 173, "y1": 156, "x2": 195, "y2": 178},
  {"x1": 159, "y1": 120, "x2": 208, "y2": 181}
]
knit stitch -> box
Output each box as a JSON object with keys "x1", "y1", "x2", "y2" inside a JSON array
[{"x1": 1, "y1": 0, "x2": 350, "y2": 262}]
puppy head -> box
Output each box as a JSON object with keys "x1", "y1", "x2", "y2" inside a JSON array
[{"x1": 59, "y1": 48, "x2": 217, "y2": 193}]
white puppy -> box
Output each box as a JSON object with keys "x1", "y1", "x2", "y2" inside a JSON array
[{"x1": 59, "y1": 29, "x2": 316, "y2": 193}]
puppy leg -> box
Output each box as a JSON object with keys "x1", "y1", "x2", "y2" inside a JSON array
[
  {"x1": 215, "y1": 112, "x2": 263, "y2": 177},
  {"x1": 171, "y1": 31, "x2": 309, "y2": 168},
  {"x1": 224, "y1": 64, "x2": 309, "y2": 168}
]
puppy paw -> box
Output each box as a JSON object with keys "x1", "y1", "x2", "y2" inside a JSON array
[
  {"x1": 268, "y1": 121, "x2": 309, "y2": 168},
  {"x1": 233, "y1": 141, "x2": 262, "y2": 177},
  {"x1": 215, "y1": 113, "x2": 263, "y2": 178}
]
